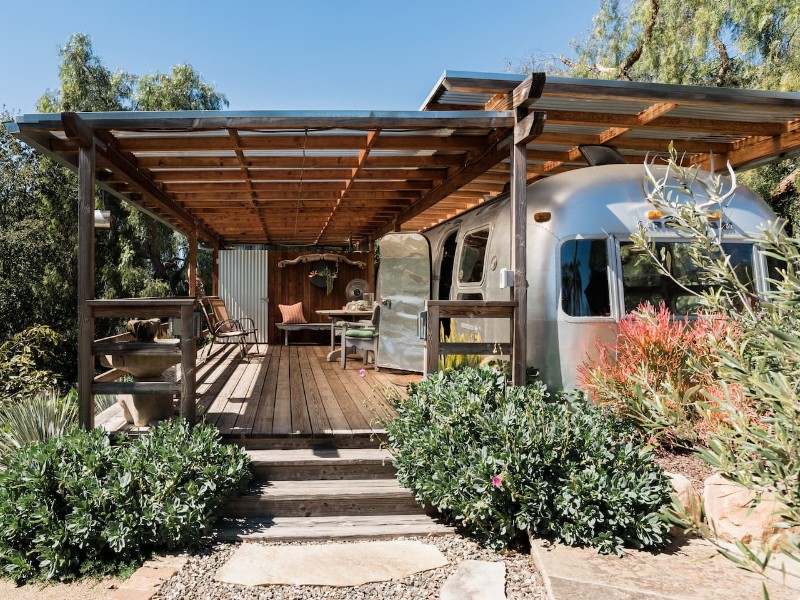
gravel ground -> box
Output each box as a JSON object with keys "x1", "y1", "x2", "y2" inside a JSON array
[
  {"x1": 654, "y1": 449, "x2": 714, "y2": 492},
  {"x1": 154, "y1": 534, "x2": 546, "y2": 600}
]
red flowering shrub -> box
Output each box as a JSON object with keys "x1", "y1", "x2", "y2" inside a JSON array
[{"x1": 577, "y1": 302, "x2": 746, "y2": 447}]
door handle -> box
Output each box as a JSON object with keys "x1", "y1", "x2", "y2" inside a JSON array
[{"x1": 381, "y1": 298, "x2": 392, "y2": 309}]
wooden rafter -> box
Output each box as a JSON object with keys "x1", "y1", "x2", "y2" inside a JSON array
[
  {"x1": 6, "y1": 75, "x2": 799, "y2": 247},
  {"x1": 227, "y1": 128, "x2": 271, "y2": 242}
]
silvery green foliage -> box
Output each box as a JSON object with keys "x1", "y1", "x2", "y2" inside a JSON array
[
  {"x1": 384, "y1": 366, "x2": 672, "y2": 555},
  {"x1": 635, "y1": 147, "x2": 800, "y2": 580},
  {"x1": 0, "y1": 420, "x2": 250, "y2": 583}
]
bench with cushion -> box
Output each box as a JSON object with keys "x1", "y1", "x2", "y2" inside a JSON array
[
  {"x1": 276, "y1": 322, "x2": 332, "y2": 345},
  {"x1": 276, "y1": 301, "x2": 341, "y2": 346}
]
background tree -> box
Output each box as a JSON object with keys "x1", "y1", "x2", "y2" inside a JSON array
[
  {"x1": 514, "y1": 0, "x2": 800, "y2": 227},
  {"x1": 0, "y1": 33, "x2": 226, "y2": 388}
]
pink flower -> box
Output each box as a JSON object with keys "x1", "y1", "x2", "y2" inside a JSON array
[
  {"x1": 358, "y1": 369, "x2": 366, "y2": 377},
  {"x1": 491, "y1": 475, "x2": 502, "y2": 488}
]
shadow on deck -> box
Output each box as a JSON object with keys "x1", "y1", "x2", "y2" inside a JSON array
[{"x1": 95, "y1": 344, "x2": 421, "y2": 441}]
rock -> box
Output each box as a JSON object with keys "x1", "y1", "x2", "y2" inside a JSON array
[
  {"x1": 665, "y1": 472, "x2": 702, "y2": 525},
  {"x1": 213, "y1": 540, "x2": 448, "y2": 587},
  {"x1": 440, "y1": 560, "x2": 506, "y2": 600},
  {"x1": 703, "y1": 473, "x2": 795, "y2": 544}
]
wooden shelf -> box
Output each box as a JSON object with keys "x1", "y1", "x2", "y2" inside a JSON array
[
  {"x1": 93, "y1": 381, "x2": 180, "y2": 395},
  {"x1": 93, "y1": 341, "x2": 181, "y2": 355}
]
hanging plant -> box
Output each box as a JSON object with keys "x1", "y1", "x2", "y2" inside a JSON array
[{"x1": 309, "y1": 261, "x2": 338, "y2": 295}]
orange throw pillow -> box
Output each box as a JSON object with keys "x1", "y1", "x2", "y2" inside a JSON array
[{"x1": 278, "y1": 302, "x2": 306, "y2": 324}]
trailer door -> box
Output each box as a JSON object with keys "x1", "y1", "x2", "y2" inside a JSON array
[{"x1": 376, "y1": 232, "x2": 431, "y2": 372}]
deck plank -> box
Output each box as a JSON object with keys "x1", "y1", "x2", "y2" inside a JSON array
[
  {"x1": 317, "y1": 348, "x2": 372, "y2": 433},
  {"x1": 271, "y1": 346, "x2": 293, "y2": 434},
  {"x1": 203, "y1": 356, "x2": 250, "y2": 428},
  {"x1": 329, "y1": 361, "x2": 382, "y2": 431},
  {"x1": 233, "y1": 347, "x2": 272, "y2": 435},
  {"x1": 297, "y1": 345, "x2": 332, "y2": 436},
  {"x1": 215, "y1": 356, "x2": 261, "y2": 434},
  {"x1": 288, "y1": 346, "x2": 312, "y2": 435},
  {"x1": 307, "y1": 346, "x2": 351, "y2": 435},
  {"x1": 253, "y1": 345, "x2": 280, "y2": 435},
  {"x1": 100, "y1": 345, "x2": 420, "y2": 439}
]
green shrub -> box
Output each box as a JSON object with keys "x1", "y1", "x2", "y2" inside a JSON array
[
  {"x1": 0, "y1": 419, "x2": 251, "y2": 582},
  {"x1": 0, "y1": 325, "x2": 62, "y2": 404},
  {"x1": 384, "y1": 366, "x2": 672, "y2": 555}
]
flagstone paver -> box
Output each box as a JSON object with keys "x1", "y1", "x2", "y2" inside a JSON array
[
  {"x1": 213, "y1": 540, "x2": 448, "y2": 587},
  {"x1": 531, "y1": 533, "x2": 799, "y2": 600},
  {"x1": 440, "y1": 559, "x2": 506, "y2": 600}
]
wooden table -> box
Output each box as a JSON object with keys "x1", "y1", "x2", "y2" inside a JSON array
[{"x1": 317, "y1": 309, "x2": 375, "y2": 362}]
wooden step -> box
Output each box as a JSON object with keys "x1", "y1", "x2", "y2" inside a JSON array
[
  {"x1": 226, "y1": 433, "x2": 388, "y2": 450},
  {"x1": 222, "y1": 479, "x2": 424, "y2": 518},
  {"x1": 215, "y1": 515, "x2": 452, "y2": 542},
  {"x1": 246, "y1": 447, "x2": 396, "y2": 480}
]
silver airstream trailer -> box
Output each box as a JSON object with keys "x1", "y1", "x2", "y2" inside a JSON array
[{"x1": 374, "y1": 161, "x2": 777, "y2": 391}]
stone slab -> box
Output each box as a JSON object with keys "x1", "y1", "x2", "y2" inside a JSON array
[
  {"x1": 214, "y1": 540, "x2": 448, "y2": 587},
  {"x1": 440, "y1": 559, "x2": 506, "y2": 600},
  {"x1": 531, "y1": 533, "x2": 799, "y2": 600}
]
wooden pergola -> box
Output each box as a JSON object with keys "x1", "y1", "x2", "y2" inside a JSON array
[{"x1": 6, "y1": 70, "x2": 800, "y2": 428}]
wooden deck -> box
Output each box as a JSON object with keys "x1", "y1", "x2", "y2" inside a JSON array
[{"x1": 96, "y1": 344, "x2": 420, "y2": 438}]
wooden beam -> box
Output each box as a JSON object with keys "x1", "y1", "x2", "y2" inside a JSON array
[
  {"x1": 706, "y1": 129, "x2": 800, "y2": 170},
  {"x1": 77, "y1": 143, "x2": 96, "y2": 430},
  {"x1": 371, "y1": 131, "x2": 512, "y2": 238},
  {"x1": 316, "y1": 130, "x2": 380, "y2": 243},
  {"x1": 513, "y1": 73, "x2": 547, "y2": 108},
  {"x1": 180, "y1": 302, "x2": 196, "y2": 425},
  {"x1": 514, "y1": 111, "x2": 547, "y2": 146},
  {"x1": 212, "y1": 240, "x2": 219, "y2": 295},
  {"x1": 113, "y1": 133, "x2": 501, "y2": 153},
  {"x1": 486, "y1": 73, "x2": 547, "y2": 110},
  {"x1": 97, "y1": 141, "x2": 218, "y2": 242},
  {"x1": 143, "y1": 167, "x2": 448, "y2": 183},
  {"x1": 374, "y1": 114, "x2": 545, "y2": 237},
  {"x1": 72, "y1": 111, "x2": 515, "y2": 131},
  {"x1": 188, "y1": 226, "x2": 198, "y2": 297},
  {"x1": 135, "y1": 154, "x2": 465, "y2": 170},
  {"x1": 62, "y1": 112, "x2": 106, "y2": 150},
  {"x1": 543, "y1": 108, "x2": 785, "y2": 136},
  {"x1": 228, "y1": 128, "x2": 271, "y2": 242}
]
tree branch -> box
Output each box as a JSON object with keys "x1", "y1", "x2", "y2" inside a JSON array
[
  {"x1": 619, "y1": 0, "x2": 660, "y2": 81},
  {"x1": 714, "y1": 34, "x2": 731, "y2": 86},
  {"x1": 772, "y1": 165, "x2": 800, "y2": 203}
]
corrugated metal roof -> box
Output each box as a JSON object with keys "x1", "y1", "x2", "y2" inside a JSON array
[{"x1": 5, "y1": 70, "x2": 800, "y2": 246}]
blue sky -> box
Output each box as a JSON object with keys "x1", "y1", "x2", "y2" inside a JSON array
[{"x1": 1, "y1": 0, "x2": 601, "y2": 114}]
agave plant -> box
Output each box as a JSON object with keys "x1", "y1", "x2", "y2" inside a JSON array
[{"x1": 0, "y1": 389, "x2": 78, "y2": 468}]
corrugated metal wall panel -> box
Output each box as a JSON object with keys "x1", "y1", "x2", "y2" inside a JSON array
[{"x1": 219, "y1": 250, "x2": 270, "y2": 345}]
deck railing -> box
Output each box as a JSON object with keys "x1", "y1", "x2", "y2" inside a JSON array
[
  {"x1": 423, "y1": 300, "x2": 517, "y2": 379},
  {"x1": 84, "y1": 298, "x2": 197, "y2": 427}
]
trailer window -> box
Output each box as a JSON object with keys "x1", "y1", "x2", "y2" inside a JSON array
[
  {"x1": 458, "y1": 229, "x2": 490, "y2": 284},
  {"x1": 560, "y1": 240, "x2": 610, "y2": 317},
  {"x1": 619, "y1": 242, "x2": 754, "y2": 314}
]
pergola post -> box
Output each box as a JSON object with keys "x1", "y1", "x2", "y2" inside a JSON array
[
  {"x1": 77, "y1": 142, "x2": 96, "y2": 430},
  {"x1": 509, "y1": 74, "x2": 547, "y2": 386},
  {"x1": 188, "y1": 226, "x2": 198, "y2": 297},
  {"x1": 211, "y1": 240, "x2": 220, "y2": 296}
]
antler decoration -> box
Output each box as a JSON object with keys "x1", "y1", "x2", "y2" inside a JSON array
[{"x1": 278, "y1": 253, "x2": 365, "y2": 269}]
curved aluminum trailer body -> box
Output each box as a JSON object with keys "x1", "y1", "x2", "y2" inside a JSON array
[{"x1": 378, "y1": 164, "x2": 777, "y2": 389}]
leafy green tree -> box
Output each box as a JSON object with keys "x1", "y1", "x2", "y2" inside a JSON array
[
  {"x1": 514, "y1": 0, "x2": 800, "y2": 228},
  {"x1": 0, "y1": 33, "x2": 227, "y2": 388}
]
